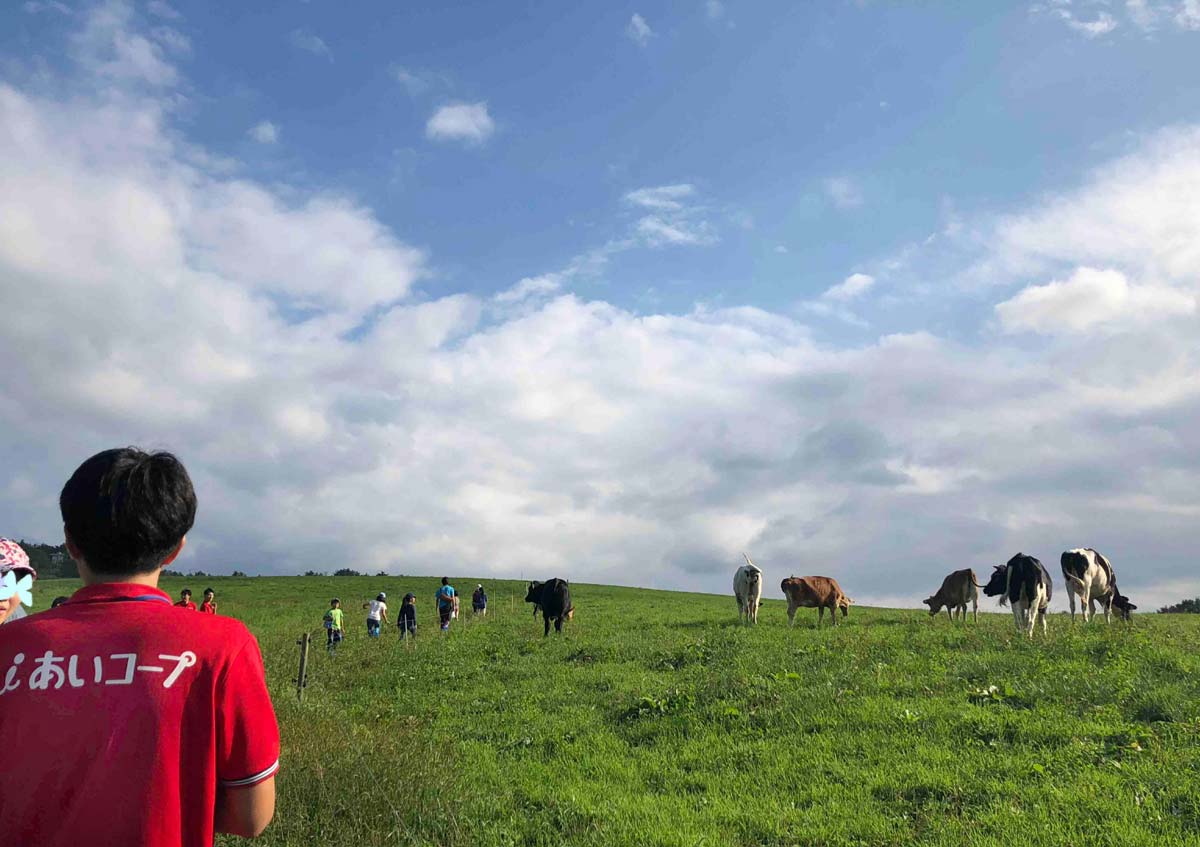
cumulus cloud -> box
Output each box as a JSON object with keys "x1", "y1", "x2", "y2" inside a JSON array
[
  {"x1": 248, "y1": 120, "x2": 278, "y2": 144},
  {"x1": 425, "y1": 101, "x2": 495, "y2": 145},
  {"x1": 627, "y1": 13, "x2": 654, "y2": 46},
  {"x1": 4, "y1": 2, "x2": 1200, "y2": 614},
  {"x1": 995, "y1": 267, "x2": 1195, "y2": 333},
  {"x1": 289, "y1": 29, "x2": 331, "y2": 60},
  {"x1": 1057, "y1": 9, "x2": 1119, "y2": 37}
]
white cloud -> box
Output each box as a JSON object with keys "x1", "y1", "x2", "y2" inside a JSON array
[
  {"x1": 627, "y1": 13, "x2": 654, "y2": 46},
  {"x1": 774, "y1": 245, "x2": 788, "y2": 254},
  {"x1": 1058, "y1": 9, "x2": 1119, "y2": 36},
  {"x1": 822, "y1": 273, "x2": 876, "y2": 302},
  {"x1": 636, "y1": 215, "x2": 715, "y2": 247},
  {"x1": 289, "y1": 29, "x2": 331, "y2": 60},
  {"x1": 988, "y1": 127, "x2": 1200, "y2": 285},
  {"x1": 995, "y1": 267, "x2": 1195, "y2": 334},
  {"x1": 625, "y1": 184, "x2": 696, "y2": 211},
  {"x1": 248, "y1": 121, "x2": 279, "y2": 144},
  {"x1": 494, "y1": 274, "x2": 561, "y2": 304},
  {"x1": 824, "y1": 176, "x2": 863, "y2": 210},
  {"x1": 1177, "y1": 0, "x2": 1200, "y2": 28},
  {"x1": 706, "y1": 1, "x2": 725, "y2": 20},
  {"x1": 71, "y1": 0, "x2": 177, "y2": 86},
  {"x1": 5, "y1": 2, "x2": 1200, "y2": 614},
  {"x1": 425, "y1": 102, "x2": 495, "y2": 145},
  {"x1": 624, "y1": 183, "x2": 717, "y2": 247}
]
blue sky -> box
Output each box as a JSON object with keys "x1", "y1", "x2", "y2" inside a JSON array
[{"x1": 3, "y1": 1, "x2": 1200, "y2": 608}]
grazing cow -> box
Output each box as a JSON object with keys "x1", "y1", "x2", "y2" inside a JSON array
[
  {"x1": 923, "y1": 568, "x2": 982, "y2": 623},
  {"x1": 981, "y1": 553, "x2": 1053, "y2": 637},
  {"x1": 1108, "y1": 592, "x2": 1137, "y2": 622},
  {"x1": 780, "y1": 576, "x2": 852, "y2": 627},
  {"x1": 527, "y1": 580, "x2": 543, "y2": 617},
  {"x1": 524, "y1": 578, "x2": 573, "y2": 636},
  {"x1": 734, "y1": 553, "x2": 764, "y2": 624},
  {"x1": 1060, "y1": 548, "x2": 1120, "y2": 624}
]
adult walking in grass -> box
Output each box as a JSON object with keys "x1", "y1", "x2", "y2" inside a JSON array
[{"x1": 436, "y1": 577, "x2": 455, "y2": 631}]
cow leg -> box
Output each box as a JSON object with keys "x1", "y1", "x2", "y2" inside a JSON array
[
  {"x1": 1040, "y1": 607, "x2": 1048, "y2": 636},
  {"x1": 818, "y1": 606, "x2": 825, "y2": 627},
  {"x1": 555, "y1": 615, "x2": 564, "y2": 633},
  {"x1": 1102, "y1": 597, "x2": 1112, "y2": 625},
  {"x1": 829, "y1": 604, "x2": 837, "y2": 627},
  {"x1": 787, "y1": 603, "x2": 796, "y2": 627},
  {"x1": 1026, "y1": 602, "x2": 1037, "y2": 638},
  {"x1": 945, "y1": 607, "x2": 953, "y2": 622},
  {"x1": 1011, "y1": 603, "x2": 1024, "y2": 633},
  {"x1": 543, "y1": 612, "x2": 551, "y2": 637}
]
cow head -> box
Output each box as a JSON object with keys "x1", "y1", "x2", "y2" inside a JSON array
[
  {"x1": 524, "y1": 581, "x2": 543, "y2": 603},
  {"x1": 981, "y1": 564, "x2": 1008, "y2": 599},
  {"x1": 922, "y1": 595, "x2": 942, "y2": 616},
  {"x1": 838, "y1": 595, "x2": 851, "y2": 617},
  {"x1": 1111, "y1": 592, "x2": 1137, "y2": 621}
]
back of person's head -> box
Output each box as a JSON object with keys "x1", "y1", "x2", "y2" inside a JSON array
[
  {"x1": 59, "y1": 448, "x2": 196, "y2": 576},
  {"x1": 441, "y1": 576, "x2": 448, "y2": 585},
  {"x1": 51, "y1": 595, "x2": 69, "y2": 608}
]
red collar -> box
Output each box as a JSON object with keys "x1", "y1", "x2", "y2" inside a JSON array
[{"x1": 68, "y1": 583, "x2": 173, "y2": 606}]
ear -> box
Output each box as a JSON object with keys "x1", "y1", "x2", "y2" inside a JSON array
[
  {"x1": 64, "y1": 528, "x2": 84, "y2": 564},
  {"x1": 161, "y1": 536, "x2": 187, "y2": 567}
]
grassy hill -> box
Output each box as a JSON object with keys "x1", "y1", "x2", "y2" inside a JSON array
[{"x1": 29, "y1": 576, "x2": 1200, "y2": 846}]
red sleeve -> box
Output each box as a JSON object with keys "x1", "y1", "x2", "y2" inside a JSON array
[{"x1": 216, "y1": 634, "x2": 281, "y2": 788}]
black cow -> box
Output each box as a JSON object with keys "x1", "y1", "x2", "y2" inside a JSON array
[
  {"x1": 525, "y1": 578, "x2": 573, "y2": 636},
  {"x1": 982, "y1": 553, "x2": 1053, "y2": 637}
]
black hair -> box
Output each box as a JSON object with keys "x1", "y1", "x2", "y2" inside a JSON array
[
  {"x1": 181, "y1": 588, "x2": 192, "y2": 597},
  {"x1": 331, "y1": 598, "x2": 340, "y2": 605},
  {"x1": 51, "y1": 596, "x2": 69, "y2": 608},
  {"x1": 204, "y1": 587, "x2": 214, "y2": 595},
  {"x1": 441, "y1": 576, "x2": 449, "y2": 585},
  {"x1": 59, "y1": 448, "x2": 197, "y2": 576}
]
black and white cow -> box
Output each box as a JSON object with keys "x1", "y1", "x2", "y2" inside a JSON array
[
  {"x1": 524, "y1": 578, "x2": 573, "y2": 636},
  {"x1": 982, "y1": 553, "x2": 1053, "y2": 637},
  {"x1": 1060, "y1": 548, "x2": 1121, "y2": 624}
]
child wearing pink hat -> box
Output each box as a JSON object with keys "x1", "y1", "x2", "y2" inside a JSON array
[{"x1": 0, "y1": 537, "x2": 37, "y2": 625}]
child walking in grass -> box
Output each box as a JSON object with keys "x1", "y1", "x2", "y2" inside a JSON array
[
  {"x1": 363, "y1": 592, "x2": 388, "y2": 637},
  {"x1": 323, "y1": 598, "x2": 344, "y2": 652},
  {"x1": 397, "y1": 592, "x2": 417, "y2": 639}
]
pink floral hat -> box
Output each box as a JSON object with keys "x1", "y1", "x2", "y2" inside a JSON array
[{"x1": 0, "y1": 538, "x2": 36, "y2": 579}]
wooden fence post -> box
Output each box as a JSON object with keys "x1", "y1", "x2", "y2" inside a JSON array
[{"x1": 295, "y1": 632, "x2": 311, "y2": 702}]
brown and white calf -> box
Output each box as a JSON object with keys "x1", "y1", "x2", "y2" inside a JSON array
[
  {"x1": 923, "y1": 568, "x2": 981, "y2": 623},
  {"x1": 780, "y1": 576, "x2": 852, "y2": 627}
]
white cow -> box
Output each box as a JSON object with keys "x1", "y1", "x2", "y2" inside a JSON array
[
  {"x1": 734, "y1": 553, "x2": 763, "y2": 624},
  {"x1": 1060, "y1": 548, "x2": 1118, "y2": 623}
]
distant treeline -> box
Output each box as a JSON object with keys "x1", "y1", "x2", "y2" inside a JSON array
[
  {"x1": 16, "y1": 541, "x2": 77, "y2": 579},
  {"x1": 1159, "y1": 598, "x2": 1200, "y2": 614}
]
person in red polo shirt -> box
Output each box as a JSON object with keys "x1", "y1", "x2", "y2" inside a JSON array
[{"x1": 0, "y1": 448, "x2": 280, "y2": 846}]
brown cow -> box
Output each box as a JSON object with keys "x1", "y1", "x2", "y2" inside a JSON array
[
  {"x1": 922, "y1": 568, "x2": 981, "y2": 623},
  {"x1": 781, "y1": 576, "x2": 852, "y2": 627}
]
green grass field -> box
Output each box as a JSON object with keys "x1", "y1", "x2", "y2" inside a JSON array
[{"x1": 30, "y1": 576, "x2": 1200, "y2": 846}]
